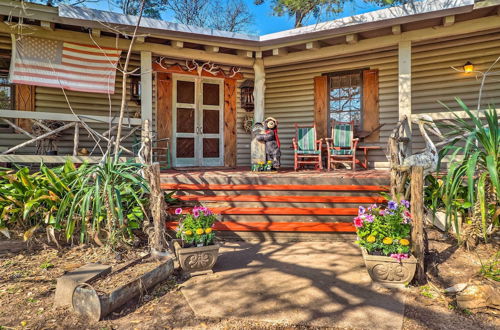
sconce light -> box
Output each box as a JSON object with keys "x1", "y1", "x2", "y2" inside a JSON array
[
  {"x1": 130, "y1": 76, "x2": 141, "y2": 105},
  {"x1": 240, "y1": 79, "x2": 254, "y2": 112},
  {"x1": 463, "y1": 61, "x2": 474, "y2": 73}
]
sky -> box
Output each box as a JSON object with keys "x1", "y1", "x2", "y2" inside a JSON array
[{"x1": 86, "y1": 0, "x2": 384, "y2": 35}]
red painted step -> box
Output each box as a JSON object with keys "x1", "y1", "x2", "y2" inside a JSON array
[
  {"x1": 166, "y1": 221, "x2": 355, "y2": 232},
  {"x1": 168, "y1": 206, "x2": 358, "y2": 215},
  {"x1": 161, "y1": 183, "x2": 388, "y2": 191},
  {"x1": 174, "y1": 194, "x2": 386, "y2": 203}
]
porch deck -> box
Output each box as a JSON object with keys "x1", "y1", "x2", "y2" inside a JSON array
[{"x1": 161, "y1": 168, "x2": 389, "y2": 241}]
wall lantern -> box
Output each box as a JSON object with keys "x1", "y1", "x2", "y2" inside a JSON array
[
  {"x1": 130, "y1": 76, "x2": 141, "y2": 104},
  {"x1": 463, "y1": 61, "x2": 474, "y2": 73},
  {"x1": 240, "y1": 79, "x2": 254, "y2": 111}
]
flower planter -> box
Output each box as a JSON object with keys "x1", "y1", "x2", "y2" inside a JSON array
[
  {"x1": 173, "y1": 240, "x2": 220, "y2": 275},
  {"x1": 361, "y1": 248, "x2": 417, "y2": 286}
]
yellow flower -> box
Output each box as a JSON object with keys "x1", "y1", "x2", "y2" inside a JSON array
[
  {"x1": 205, "y1": 228, "x2": 212, "y2": 234},
  {"x1": 366, "y1": 235, "x2": 376, "y2": 243},
  {"x1": 400, "y1": 238, "x2": 410, "y2": 246},
  {"x1": 184, "y1": 230, "x2": 192, "y2": 236},
  {"x1": 383, "y1": 237, "x2": 393, "y2": 245},
  {"x1": 196, "y1": 228, "x2": 204, "y2": 235}
]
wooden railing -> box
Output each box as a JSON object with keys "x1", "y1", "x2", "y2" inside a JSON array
[{"x1": 0, "y1": 109, "x2": 142, "y2": 163}]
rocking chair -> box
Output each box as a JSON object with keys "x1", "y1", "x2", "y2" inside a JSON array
[
  {"x1": 293, "y1": 123, "x2": 323, "y2": 171},
  {"x1": 326, "y1": 120, "x2": 359, "y2": 171}
]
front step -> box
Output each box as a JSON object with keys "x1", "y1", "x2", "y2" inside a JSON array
[{"x1": 161, "y1": 170, "x2": 389, "y2": 241}]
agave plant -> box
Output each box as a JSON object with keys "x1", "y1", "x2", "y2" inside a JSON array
[
  {"x1": 437, "y1": 99, "x2": 499, "y2": 243},
  {"x1": 55, "y1": 157, "x2": 150, "y2": 245}
]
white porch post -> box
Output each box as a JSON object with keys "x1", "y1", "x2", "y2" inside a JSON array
[
  {"x1": 140, "y1": 51, "x2": 153, "y2": 134},
  {"x1": 398, "y1": 40, "x2": 412, "y2": 154},
  {"x1": 253, "y1": 58, "x2": 265, "y2": 123}
]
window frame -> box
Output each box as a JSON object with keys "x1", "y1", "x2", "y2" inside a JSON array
[
  {"x1": 0, "y1": 75, "x2": 15, "y2": 132},
  {"x1": 324, "y1": 69, "x2": 366, "y2": 133}
]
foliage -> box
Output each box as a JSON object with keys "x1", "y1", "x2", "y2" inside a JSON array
[
  {"x1": 479, "y1": 251, "x2": 499, "y2": 282},
  {"x1": 0, "y1": 161, "x2": 79, "y2": 239},
  {"x1": 55, "y1": 157, "x2": 149, "y2": 245},
  {"x1": 436, "y1": 100, "x2": 499, "y2": 243},
  {"x1": 175, "y1": 206, "x2": 217, "y2": 246},
  {"x1": 354, "y1": 200, "x2": 412, "y2": 259}
]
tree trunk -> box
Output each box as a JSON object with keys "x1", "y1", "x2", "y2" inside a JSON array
[
  {"x1": 145, "y1": 163, "x2": 165, "y2": 253},
  {"x1": 411, "y1": 166, "x2": 426, "y2": 284}
]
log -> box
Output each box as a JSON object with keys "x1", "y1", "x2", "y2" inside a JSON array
[
  {"x1": 2, "y1": 122, "x2": 75, "y2": 155},
  {"x1": 411, "y1": 166, "x2": 426, "y2": 284},
  {"x1": 73, "y1": 123, "x2": 79, "y2": 156},
  {"x1": 145, "y1": 163, "x2": 165, "y2": 254},
  {"x1": 1, "y1": 118, "x2": 34, "y2": 138}
]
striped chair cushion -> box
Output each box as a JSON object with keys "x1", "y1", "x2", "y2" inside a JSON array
[
  {"x1": 333, "y1": 124, "x2": 353, "y2": 148},
  {"x1": 297, "y1": 127, "x2": 317, "y2": 152},
  {"x1": 330, "y1": 149, "x2": 353, "y2": 155},
  {"x1": 295, "y1": 149, "x2": 321, "y2": 154}
]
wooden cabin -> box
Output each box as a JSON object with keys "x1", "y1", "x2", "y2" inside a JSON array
[{"x1": 0, "y1": 0, "x2": 499, "y2": 239}]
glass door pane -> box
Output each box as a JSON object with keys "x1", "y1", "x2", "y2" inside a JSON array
[
  {"x1": 173, "y1": 77, "x2": 197, "y2": 167},
  {"x1": 200, "y1": 80, "x2": 223, "y2": 166}
]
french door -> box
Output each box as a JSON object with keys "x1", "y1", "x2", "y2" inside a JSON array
[{"x1": 172, "y1": 75, "x2": 224, "y2": 167}]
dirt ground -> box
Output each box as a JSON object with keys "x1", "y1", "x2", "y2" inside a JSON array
[{"x1": 0, "y1": 228, "x2": 498, "y2": 330}]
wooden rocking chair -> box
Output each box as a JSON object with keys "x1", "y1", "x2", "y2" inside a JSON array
[
  {"x1": 293, "y1": 123, "x2": 323, "y2": 171},
  {"x1": 326, "y1": 120, "x2": 359, "y2": 171}
]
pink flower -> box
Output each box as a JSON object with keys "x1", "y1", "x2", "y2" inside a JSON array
[
  {"x1": 353, "y1": 217, "x2": 364, "y2": 228},
  {"x1": 175, "y1": 208, "x2": 182, "y2": 215},
  {"x1": 365, "y1": 214, "x2": 374, "y2": 223},
  {"x1": 390, "y1": 253, "x2": 409, "y2": 262},
  {"x1": 193, "y1": 209, "x2": 200, "y2": 218},
  {"x1": 379, "y1": 209, "x2": 386, "y2": 216}
]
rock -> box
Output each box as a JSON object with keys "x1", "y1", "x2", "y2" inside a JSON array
[
  {"x1": 445, "y1": 283, "x2": 468, "y2": 293},
  {"x1": 456, "y1": 282, "x2": 500, "y2": 310}
]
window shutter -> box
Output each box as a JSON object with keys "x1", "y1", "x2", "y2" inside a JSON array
[
  {"x1": 15, "y1": 84, "x2": 35, "y2": 132},
  {"x1": 362, "y1": 69, "x2": 380, "y2": 142},
  {"x1": 224, "y1": 78, "x2": 237, "y2": 168},
  {"x1": 313, "y1": 76, "x2": 328, "y2": 140},
  {"x1": 156, "y1": 72, "x2": 172, "y2": 150}
]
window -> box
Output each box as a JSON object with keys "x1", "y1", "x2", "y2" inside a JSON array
[
  {"x1": 0, "y1": 75, "x2": 14, "y2": 110},
  {"x1": 328, "y1": 70, "x2": 362, "y2": 129}
]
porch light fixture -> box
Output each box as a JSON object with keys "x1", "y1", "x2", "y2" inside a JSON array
[
  {"x1": 240, "y1": 79, "x2": 254, "y2": 111},
  {"x1": 463, "y1": 61, "x2": 474, "y2": 73},
  {"x1": 130, "y1": 76, "x2": 141, "y2": 104}
]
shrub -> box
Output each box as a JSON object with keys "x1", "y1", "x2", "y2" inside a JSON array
[
  {"x1": 175, "y1": 206, "x2": 217, "y2": 247},
  {"x1": 354, "y1": 200, "x2": 412, "y2": 260}
]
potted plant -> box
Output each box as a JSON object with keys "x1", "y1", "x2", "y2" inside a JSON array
[
  {"x1": 173, "y1": 206, "x2": 220, "y2": 275},
  {"x1": 354, "y1": 200, "x2": 417, "y2": 286}
]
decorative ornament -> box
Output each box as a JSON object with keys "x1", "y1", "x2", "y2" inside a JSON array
[{"x1": 242, "y1": 115, "x2": 253, "y2": 133}]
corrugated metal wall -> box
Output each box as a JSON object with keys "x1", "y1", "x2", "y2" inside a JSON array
[{"x1": 264, "y1": 47, "x2": 398, "y2": 169}]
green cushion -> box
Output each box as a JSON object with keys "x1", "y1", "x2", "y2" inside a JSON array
[
  {"x1": 333, "y1": 124, "x2": 353, "y2": 148},
  {"x1": 330, "y1": 149, "x2": 353, "y2": 155},
  {"x1": 295, "y1": 150, "x2": 321, "y2": 154},
  {"x1": 297, "y1": 127, "x2": 316, "y2": 152}
]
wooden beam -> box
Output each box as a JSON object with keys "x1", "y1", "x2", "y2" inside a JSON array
[
  {"x1": 392, "y1": 25, "x2": 402, "y2": 35},
  {"x1": 91, "y1": 28, "x2": 101, "y2": 38},
  {"x1": 1, "y1": 118, "x2": 34, "y2": 138},
  {"x1": 255, "y1": 50, "x2": 263, "y2": 59},
  {"x1": 272, "y1": 47, "x2": 288, "y2": 56},
  {"x1": 0, "y1": 154, "x2": 135, "y2": 164},
  {"x1": 0, "y1": 109, "x2": 142, "y2": 125},
  {"x1": 346, "y1": 34, "x2": 358, "y2": 44},
  {"x1": 166, "y1": 220, "x2": 356, "y2": 232},
  {"x1": 170, "y1": 206, "x2": 358, "y2": 215},
  {"x1": 160, "y1": 183, "x2": 388, "y2": 191},
  {"x1": 174, "y1": 195, "x2": 386, "y2": 203},
  {"x1": 443, "y1": 15, "x2": 455, "y2": 27},
  {"x1": 40, "y1": 20, "x2": 54, "y2": 31},
  {"x1": 171, "y1": 40, "x2": 183, "y2": 49},
  {"x1": 204, "y1": 45, "x2": 219, "y2": 53},
  {"x1": 136, "y1": 36, "x2": 145, "y2": 43},
  {"x1": 141, "y1": 51, "x2": 153, "y2": 136},
  {"x1": 263, "y1": 16, "x2": 500, "y2": 66},
  {"x1": 305, "y1": 41, "x2": 320, "y2": 50},
  {"x1": 224, "y1": 79, "x2": 237, "y2": 168},
  {"x1": 237, "y1": 49, "x2": 253, "y2": 57}
]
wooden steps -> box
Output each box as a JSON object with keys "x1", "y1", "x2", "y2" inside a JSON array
[{"x1": 161, "y1": 170, "x2": 389, "y2": 240}]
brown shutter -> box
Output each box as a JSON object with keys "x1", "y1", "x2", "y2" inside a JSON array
[
  {"x1": 313, "y1": 76, "x2": 328, "y2": 140},
  {"x1": 224, "y1": 78, "x2": 237, "y2": 168},
  {"x1": 15, "y1": 84, "x2": 35, "y2": 132},
  {"x1": 362, "y1": 69, "x2": 380, "y2": 142},
  {"x1": 156, "y1": 72, "x2": 172, "y2": 150}
]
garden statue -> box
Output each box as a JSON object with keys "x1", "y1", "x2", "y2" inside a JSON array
[
  {"x1": 256, "y1": 117, "x2": 281, "y2": 170},
  {"x1": 403, "y1": 114, "x2": 444, "y2": 176},
  {"x1": 251, "y1": 122, "x2": 266, "y2": 171}
]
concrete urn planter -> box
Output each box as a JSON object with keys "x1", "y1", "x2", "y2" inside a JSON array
[
  {"x1": 173, "y1": 240, "x2": 220, "y2": 275},
  {"x1": 361, "y1": 248, "x2": 417, "y2": 286}
]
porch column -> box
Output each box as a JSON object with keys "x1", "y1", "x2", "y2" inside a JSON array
[
  {"x1": 140, "y1": 51, "x2": 153, "y2": 131},
  {"x1": 253, "y1": 58, "x2": 265, "y2": 123},
  {"x1": 398, "y1": 40, "x2": 412, "y2": 154}
]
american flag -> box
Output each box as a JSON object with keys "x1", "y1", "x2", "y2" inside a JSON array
[{"x1": 10, "y1": 36, "x2": 121, "y2": 94}]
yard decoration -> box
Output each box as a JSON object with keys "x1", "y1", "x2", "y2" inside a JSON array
[
  {"x1": 354, "y1": 201, "x2": 417, "y2": 286},
  {"x1": 174, "y1": 206, "x2": 220, "y2": 275},
  {"x1": 256, "y1": 117, "x2": 281, "y2": 170},
  {"x1": 251, "y1": 122, "x2": 267, "y2": 170}
]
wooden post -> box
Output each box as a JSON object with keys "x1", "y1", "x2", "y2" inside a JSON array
[
  {"x1": 411, "y1": 166, "x2": 426, "y2": 284},
  {"x1": 144, "y1": 163, "x2": 165, "y2": 254},
  {"x1": 252, "y1": 58, "x2": 265, "y2": 123},
  {"x1": 398, "y1": 40, "x2": 412, "y2": 156},
  {"x1": 140, "y1": 51, "x2": 153, "y2": 143},
  {"x1": 73, "y1": 123, "x2": 79, "y2": 156},
  {"x1": 141, "y1": 119, "x2": 152, "y2": 165}
]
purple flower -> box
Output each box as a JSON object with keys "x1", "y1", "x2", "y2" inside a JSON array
[
  {"x1": 390, "y1": 253, "x2": 409, "y2": 262},
  {"x1": 193, "y1": 209, "x2": 200, "y2": 218},
  {"x1": 358, "y1": 206, "x2": 366, "y2": 216},
  {"x1": 401, "y1": 199, "x2": 410, "y2": 208},
  {"x1": 365, "y1": 214, "x2": 375, "y2": 223},
  {"x1": 175, "y1": 208, "x2": 182, "y2": 215},
  {"x1": 388, "y1": 201, "x2": 398, "y2": 210}
]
